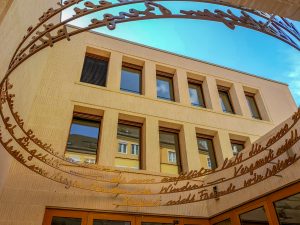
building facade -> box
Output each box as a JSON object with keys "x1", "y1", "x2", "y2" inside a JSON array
[{"x1": 0, "y1": 1, "x2": 300, "y2": 225}]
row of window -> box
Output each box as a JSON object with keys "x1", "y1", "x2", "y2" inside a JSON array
[
  {"x1": 45, "y1": 191, "x2": 300, "y2": 224},
  {"x1": 80, "y1": 54, "x2": 262, "y2": 120},
  {"x1": 65, "y1": 112, "x2": 246, "y2": 174}
]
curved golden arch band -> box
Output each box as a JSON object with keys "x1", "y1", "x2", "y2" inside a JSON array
[{"x1": 0, "y1": 0, "x2": 300, "y2": 204}]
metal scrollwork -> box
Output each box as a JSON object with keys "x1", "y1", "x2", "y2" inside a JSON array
[{"x1": 0, "y1": 0, "x2": 300, "y2": 208}]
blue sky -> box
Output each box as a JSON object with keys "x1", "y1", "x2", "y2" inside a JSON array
[{"x1": 62, "y1": 1, "x2": 300, "y2": 106}]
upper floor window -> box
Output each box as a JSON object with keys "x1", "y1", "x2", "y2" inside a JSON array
[
  {"x1": 197, "y1": 134, "x2": 217, "y2": 170},
  {"x1": 168, "y1": 151, "x2": 177, "y2": 163},
  {"x1": 245, "y1": 92, "x2": 262, "y2": 120},
  {"x1": 157, "y1": 72, "x2": 175, "y2": 101},
  {"x1": 218, "y1": 86, "x2": 234, "y2": 114},
  {"x1": 80, "y1": 54, "x2": 109, "y2": 87},
  {"x1": 115, "y1": 122, "x2": 142, "y2": 170},
  {"x1": 159, "y1": 129, "x2": 181, "y2": 174},
  {"x1": 188, "y1": 81, "x2": 205, "y2": 107},
  {"x1": 118, "y1": 142, "x2": 127, "y2": 154},
  {"x1": 231, "y1": 140, "x2": 245, "y2": 156},
  {"x1": 120, "y1": 63, "x2": 142, "y2": 94},
  {"x1": 131, "y1": 144, "x2": 139, "y2": 155},
  {"x1": 65, "y1": 112, "x2": 101, "y2": 164}
]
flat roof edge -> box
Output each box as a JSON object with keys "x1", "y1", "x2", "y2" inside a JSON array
[{"x1": 69, "y1": 25, "x2": 289, "y2": 87}]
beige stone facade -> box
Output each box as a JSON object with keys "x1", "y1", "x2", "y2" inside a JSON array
[{"x1": 0, "y1": 1, "x2": 299, "y2": 225}]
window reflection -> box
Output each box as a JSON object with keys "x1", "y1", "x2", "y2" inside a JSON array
[
  {"x1": 275, "y1": 193, "x2": 300, "y2": 225},
  {"x1": 245, "y1": 93, "x2": 261, "y2": 120},
  {"x1": 93, "y1": 220, "x2": 131, "y2": 225},
  {"x1": 197, "y1": 135, "x2": 217, "y2": 169},
  {"x1": 157, "y1": 74, "x2": 174, "y2": 101},
  {"x1": 142, "y1": 222, "x2": 173, "y2": 225},
  {"x1": 121, "y1": 65, "x2": 142, "y2": 94},
  {"x1": 65, "y1": 114, "x2": 100, "y2": 164},
  {"x1": 160, "y1": 130, "x2": 181, "y2": 174},
  {"x1": 218, "y1": 87, "x2": 234, "y2": 114},
  {"x1": 240, "y1": 207, "x2": 270, "y2": 225},
  {"x1": 51, "y1": 217, "x2": 82, "y2": 225},
  {"x1": 188, "y1": 82, "x2": 205, "y2": 107},
  {"x1": 115, "y1": 123, "x2": 141, "y2": 169},
  {"x1": 231, "y1": 140, "x2": 245, "y2": 156}
]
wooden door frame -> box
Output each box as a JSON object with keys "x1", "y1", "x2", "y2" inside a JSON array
[{"x1": 42, "y1": 209, "x2": 89, "y2": 225}]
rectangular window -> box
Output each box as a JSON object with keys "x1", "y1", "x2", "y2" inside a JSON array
[
  {"x1": 239, "y1": 207, "x2": 270, "y2": 225},
  {"x1": 157, "y1": 72, "x2": 175, "y2": 101},
  {"x1": 160, "y1": 129, "x2": 181, "y2": 174},
  {"x1": 188, "y1": 81, "x2": 205, "y2": 107},
  {"x1": 197, "y1": 135, "x2": 217, "y2": 170},
  {"x1": 115, "y1": 122, "x2": 142, "y2": 170},
  {"x1": 168, "y1": 151, "x2": 177, "y2": 163},
  {"x1": 231, "y1": 140, "x2": 245, "y2": 156},
  {"x1": 274, "y1": 193, "x2": 300, "y2": 225},
  {"x1": 218, "y1": 86, "x2": 234, "y2": 114},
  {"x1": 65, "y1": 113, "x2": 101, "y2": 164},
  {"x1": 245, "y1": 92, "x2": 262, "y2": 120},
  {"x1": 80, "y1": 54, "x2": 109, "y2": 87},
  {"x1": 131, "y1": 144, "x2": 139, "y2": 155},
  {"x1": 120, "y1": 63, "x2": 142, "y2": 94},
  {"x1": 118, "y1": 142, "x2": 127, "y2": 154}
]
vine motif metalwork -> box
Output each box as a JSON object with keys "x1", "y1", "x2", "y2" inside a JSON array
[{"x1": 0, "y1": 0, "x2": 300, "y2": 208}]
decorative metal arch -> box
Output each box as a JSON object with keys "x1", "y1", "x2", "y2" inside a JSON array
[{"x1": 0, "y1": 0, "x2": 300, "y2": 208}]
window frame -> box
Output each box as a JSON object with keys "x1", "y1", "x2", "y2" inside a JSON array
[
  {"x1": 159, "y1": 127, "x2": 182, "y2": 173},
  {"x1": 156, "y1": 71, "x2": 175, "y2": 101},
  {"x1": 218, "y1": 86, "x2": 235, "y2": 114},
  {"x1": 167, "y1": 150, "x2": 177, "y2": 164},
  {"x1": 117, "y1": 120, "x2": 143, "y2": 169},
  {"x1": 80, "y1": 53, "x2": 109, "y2": 87},
  {"x1": 188, "y1": 79, "x2": 206, "y2": 108},
  {"x1": 245, "y1": 92, "x2": 262, "y2": 120},
  {"x1": 118, "y1": 142, "x2": 128, "y2": 154},
  {"x1": 131, "y1": 144, "x2": 140, "y2": 155},
  {"x1": 230, "y1": 139, "x2": 245, "y2": 156},
  {"x1": 120, "y1": 62, "x2": 143, "y2": 94},
  {"x1": 65, "y1": 112, "x2": 102, "y2": 164},
  {"x1": 196, "y1": 134, "x2": 218, "y2": 169}
]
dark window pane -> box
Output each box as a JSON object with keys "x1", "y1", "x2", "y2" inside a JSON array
[
  {"x1": 51, "y1": 217, "x2": 82, "y2": 225},
  {"x1": 121, "y1": 66, "x2": 141, "y2": 94},
  {"x1": 213, "y1": 219, "x2": 232, "y2": 225},
  {"x1": 160, "y1": 131, "x2": 181, "y2": 174},
  {"x1": 197, "y1": 137, "x2": 217, "y2": 169},
  {"x1": 188, "y1": 83, "x2": 205, "y2": 107},
  {"x1": 246, "y1": 95, "x2": 261, "y2": 120},
  {"x1": 274, "y1": 193, "x2": 300, "y2": 225},
  {"x1": 116, "y1": 124, "x2": 141, "y2": 169},
  {"x1": 240, "y1": 207, "x2": 270, "y2": 225},
  {"x1": 219, "y1": 90, "x2": 234, "y2": 114},
  {"x1": 157, "y1": 75, "x2": 174, "y2": 101},
  {"x1": 80, "y1": 56, "x2": 108, "y2": 87},
  {"x1": 231, "y1": 142, "x2": 244, "y2": 156},
  {"x1": 65, "y1": 116, "x2": 100, "y2": 164},
  {"x1": 142, "y1": 222, "x2": 172, "y2": 225},
  {"x1": 93, "y1": 220, "x2": 130, "y2": 225}
]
